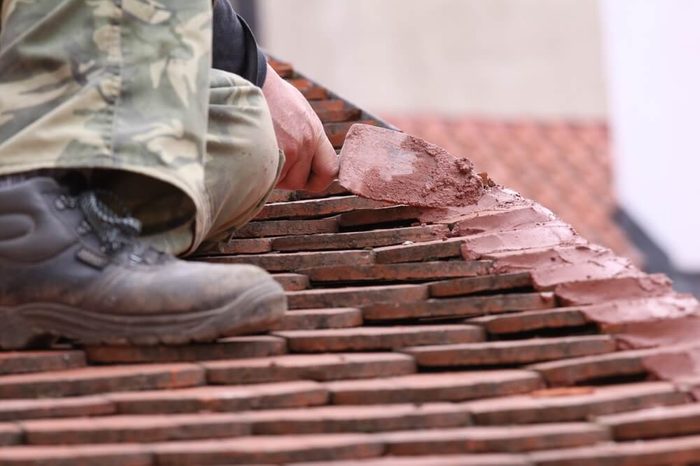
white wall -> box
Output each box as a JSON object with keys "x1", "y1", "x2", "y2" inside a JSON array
[
  {"x1": 258, "y1": 0, "x2": 606, "y2": 118},
  {"x1": 602, "y1": 0, "x2": 700, "y2": 271}
]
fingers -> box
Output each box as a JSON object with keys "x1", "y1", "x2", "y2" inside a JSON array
[
  {"x1": 305, "y1": 134, "x2": 339, "y2": 192},
  {"x1": 276, "y1": 132, "x2": 338, "y2": 192},
  {"x1": 276, "y1": 144, "x2": 312, "y2": 191},
  {"x1": 276, "y1": 151, "x2": 292, "y2": 186}
]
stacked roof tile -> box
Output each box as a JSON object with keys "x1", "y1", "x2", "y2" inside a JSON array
[
  {"x1": 387, "y1": 115, "x2": 642, "y2": 265},
  {"x1": 1, "y1": 59, "x2": 700, "y2": 466}
]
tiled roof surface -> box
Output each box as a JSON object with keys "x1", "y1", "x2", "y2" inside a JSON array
[
  {"x1": 2, "y1": 59, "x2": 700, "y2": 465},
  {"x1": 386, "y1": 116, "x2": 643, "y2": 266}
]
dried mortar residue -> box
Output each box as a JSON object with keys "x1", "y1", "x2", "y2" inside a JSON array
[{"x1": 340, "y1": 124, "x2": 486, "y2": 208}]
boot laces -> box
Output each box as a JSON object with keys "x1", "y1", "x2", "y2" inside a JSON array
[{"x1": 77, "y1": 191, "x2": 142, "y2": 255}]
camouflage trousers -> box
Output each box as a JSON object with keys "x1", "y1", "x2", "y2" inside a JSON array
[{"x1": 0, "y1": 0, "x2": 281, "y2": 255}]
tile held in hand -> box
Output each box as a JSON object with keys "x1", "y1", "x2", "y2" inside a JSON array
[{"x1": 339, "y1": 124, "x2": 486, "y2": 208}]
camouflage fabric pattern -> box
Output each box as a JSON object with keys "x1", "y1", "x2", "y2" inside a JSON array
[
  {"x1": 204, "y1": 69, "x2": 281, "y2": 243},
  {"x1": 0, "y1": 0, "x2": 281, "y2": 255}
]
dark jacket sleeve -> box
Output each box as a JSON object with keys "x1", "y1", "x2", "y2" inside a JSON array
[{"x1": 212, "y1": 0, "x2": 267, "y2": 87}]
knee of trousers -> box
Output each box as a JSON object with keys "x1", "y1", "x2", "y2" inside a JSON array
[{"x1": 200, "y1": 69, "x2": 282, "y2": 245}]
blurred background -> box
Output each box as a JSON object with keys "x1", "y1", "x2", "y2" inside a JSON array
[{"x1": 233, "y1": 0, "x2": 700, "y2": 296}]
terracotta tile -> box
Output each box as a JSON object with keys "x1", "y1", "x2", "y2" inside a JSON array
[
  {"x1": 287, "y1": 181, "x2": 350, "y2": 201},
  {"x1": 598, "y1": 403, "x2": 700, "y2": 441},
  {"x1": 271, "y1": 308, "x2": 363, "y2": 331},
  {"x1": 289, "y1": 78, "x2": 329, "y2": 100},
  {"x1": 310, "y1": 99, "x2": 346, "y2": 113},
  {"x1": 1, "y1": 72, "x2": 685, "y2": 463},
  {"x1": 257, "y1": 196, "x2": 390, "y2": 221},
  {"x1": 0, "y1": 396, "x2": 116, "y2": 422},
  {"x1": 389, "y1": 117, "x2": 640, "y2": 260},
  {"x1": 529, "y1": 434, "x2": 700, "y2": 466},
  {"x1": 555, "y1": 274, "x2": 673, "y2": 306},
  {"x1": 0, "y1": 444, "x2": 152, "y2": 466},
  {"x1": 464, "y1": 382, "x2": 687, "y2": 425},
  {"x1": 206, "y1": 250, "x2": 374, "y2": 272},
  {"x1": 636, "y1": 345, "x2": 700, "y2": 382},
  {"x1": 109, "y1": 381, "x2": 328, "y2": 414},
  {"x1": 488, "y1": 245, "x2": 642, "y2": 291},
  {"x1": 337, "y1": 205, "x2": 422, "y2": 228},
  {"x1": 461, "y1": 223, "x2": 580, "y2": 260},
  {"x1": 380, "y1": 423, "x2": 608, "y2": 455},
  {"x1": 363, "y1": 292, "x2": 555, "y2": 322},
  {"x1": 20, "y1": 413, "x2": 250, "y2": 445},
  {"x1": 85, "y1": 336, "x2": 287, "y2": 364},
  {"x1": 528, "y1": 349, "x2": 660, "y2": 386},
  {"x1": 374, "y1": 238, "x2": 469, "y2": 264},
  {"x1": 614, "y1": 315, "x2": 700, "y2": 351},
  {"x1": 286, "y1": 284, "x2": 428, "y2": 310},
  {"x1": 0, "y1": 424, "x2": 22, "y2": 446},
  {"x1": 326, "y1": 121, "x2": 379, "y2": 148},
  {"x1": 0, "y1": 350, "x2": 86, "y2": 376},
  {"x1": 576, "y1": 294, "x2": 699, "y2": 328},
  {"x1": 267, "y1": 189, "x2": 294, "y2": 203},
  {"x1": 472, "y1": 307, "x2": 590, "y2": 335},
  {"x1": 243, "y1": 403, "x2": 471, "y2": 435},
  {"x1": 288, "y1": 454, "x2": 531, "y2": 466},
  {"x1": 315, "y1": 106, "x2": 362, "y2": 124},
  {"x1": 153, "y1": 434, "x2": 384, "y2": 465},
  {"x1": 204, "y1": 353, "x2": 416, "y2": 384},
  {"x1": 276, "y1": 325, "x2": 483, "y2": 353},
  {"x1": 305, "y1": 261, "x2": 493, "y2": 284},
  {"x1": 0, "y1": 364, "x2": 204, "y2": 399},
  {"x1": 327, "y1": 370, "x2": 543, "y2": 405},
  {"x1": 269, "y1": 58, "x2": 293, "y2": 77},
  {"x1": 417, "y1": 188, "x2": 531, "y2": 225},
  {"x1": 429, "y1": 272, "x2": 532, "y2": 297},
  {"x1": 273, "y1": 273, "x2": 310, "y2": 291},
  {"x1": 451, "y1": 206, "x2": 554, "y2": 236},
  {"x1": 272, "y1": 225, "x2": 449, "y2": 252},
  {"x1": 532, "y1": 261, "x2": 642, "y2": 291},
  {"x1": 211, "y1": 237, "x2": 272, "y2": 255},
  {"x1": 404, "y1": 335, "x2": 616, "y2": 367},
  {"x1": 338, "y1": 124, "x2": 486, "y2": 209},
  {"x1": 231, "y1": 216, "x2": 339, "y2": 238}
]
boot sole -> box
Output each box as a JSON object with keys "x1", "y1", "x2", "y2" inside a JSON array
[{"x1": 0, "y1": 280, "x2": 286, "y2": 349}]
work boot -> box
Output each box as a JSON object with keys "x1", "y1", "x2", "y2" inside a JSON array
[{"x1": 0, "y1": 177, "x2": 286, "y2": 349}]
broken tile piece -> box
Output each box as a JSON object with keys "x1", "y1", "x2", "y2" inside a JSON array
[{"x1": 339, "y1": 124, "x2": 485, "y2": 208}]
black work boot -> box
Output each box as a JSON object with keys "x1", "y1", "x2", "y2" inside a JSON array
[{"x1": 0, "y1": 177, "x2": 286, "y2": 349}]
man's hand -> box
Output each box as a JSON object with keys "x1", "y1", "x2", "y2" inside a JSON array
[{"x1": 262, "y1": 64, "x2": 338, "y2": 192}]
